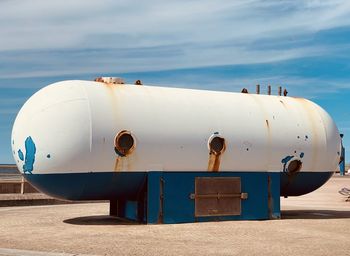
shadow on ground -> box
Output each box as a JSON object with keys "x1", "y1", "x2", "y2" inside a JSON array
[
  {"x1": 63, "y1": 215, "x2": 140, "y2": 225},
  {"x1": 282, "y1": 210, "x2": 350, "y2": 219},
  {"x1": 63, "y1": 210, "x2": 350, "y2": 226}
]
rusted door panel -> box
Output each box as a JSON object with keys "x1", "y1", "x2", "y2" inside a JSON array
[{"x1": 194, "y1": 177, "x2": 242, "y2": 217}]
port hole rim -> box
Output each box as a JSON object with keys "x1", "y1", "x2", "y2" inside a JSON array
[
  {"x1": 114, "y1": 130, "x2": 135, "y2": 156},
  {"x1": 208, "y1": 135, "x2": 226, "y2": 155},
  {"x1": 287, "y1": 159, "x2": 302, "y2": 173}
]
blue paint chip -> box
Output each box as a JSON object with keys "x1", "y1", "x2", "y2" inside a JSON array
[
  {"x1": 281, "y1": 155, "x2": 294, "y2": 172},
  {"x1": 214, "y1": 132, "x2": 219, "y2": 135},
  {"x1": 18, "y1": 149, "x2": 24, "y2": 161},
  {"x1": 300, "y1": 152, "x2": 304, "y2": 158},
  {"x1": 47, "y1": 154, "x2": 51, "y2": 158},
  {"x1": 23, "y1": 136, "x2": 36, "y2": 175},
  {"x1": 281, "y1": 155, "x2": 294, "y2": 164}
]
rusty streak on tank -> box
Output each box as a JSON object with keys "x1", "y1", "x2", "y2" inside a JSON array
[
  {"x1": 207, "y1": 136, "x2": 226, "y2": 172},
  {"x1": 114, "y1": 130, "x2": 136, "y2": 171},
  {"x1": 114, "y1": 156, "x2": 120, "y2": 172},
  {"x1": 208, "y1": 153, "x2": 221, "y2": 172}
]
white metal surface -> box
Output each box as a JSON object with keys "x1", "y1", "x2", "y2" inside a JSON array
[{"x1": 12, "y1": 80, "x2": 341, "y2": 174}]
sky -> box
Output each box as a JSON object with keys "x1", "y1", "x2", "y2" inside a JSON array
[{"x1": 0, "y1": 0, "x2": 349, "y2": 164}]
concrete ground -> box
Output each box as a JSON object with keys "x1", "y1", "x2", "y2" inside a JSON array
[{"x1": 0, "y1": 175, "x2": 349, "y2": 256}]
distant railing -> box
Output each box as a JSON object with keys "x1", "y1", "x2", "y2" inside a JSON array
[{"x1": 0, "y1": 177, "x2": 38, "y2": 194}]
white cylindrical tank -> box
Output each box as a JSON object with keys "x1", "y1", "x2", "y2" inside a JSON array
[
  {"x1": 11, "y1": 79, "x2": 341, "y2": 199},
  {"x1": 12, "y1": 80, "x2": 341, "y2": 174}
]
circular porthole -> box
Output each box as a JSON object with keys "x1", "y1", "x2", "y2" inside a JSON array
[
  {"x1": 114, "y1": 130, "x2": 135, "y2": 156},
  {"x1": 208, "y1": 135, "x2": 226, "y2": 155},
  {"x1": 287, "y1": 159, "x2": 302, "y2": 173}
]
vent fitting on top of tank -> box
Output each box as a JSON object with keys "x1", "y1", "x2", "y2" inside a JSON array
[
  {"x1": 254, "y1": 84, "x2": 288, "y2": 96},
  {"x1": 94, "y1": 77, "x2": 125, "y2": 84}
]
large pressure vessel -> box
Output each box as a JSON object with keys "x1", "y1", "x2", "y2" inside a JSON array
[{"x1": 11, "y1": 79, "x2": 341, "y2": 199}]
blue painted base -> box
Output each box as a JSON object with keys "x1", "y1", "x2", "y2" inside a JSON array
[
  {"x1": 23, "y1": 170, "x2": 333, "y2": 224},
  {"x1": 145, "y1": 172, "x2": 280, "y2": 223}
]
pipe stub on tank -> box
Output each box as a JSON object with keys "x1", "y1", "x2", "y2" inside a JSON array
[
  {"x1": 287, "y1": 159, "x2": 302, "y2": 174},
  {"x1": 114, "y1": 130, "x2": 135, "y2": 157},
  {"x1": 208, "y1": 135, "x2": 226, "y2": 155},
  {"x1": 207, "y1": 133, "x2": 226, "y2": 172}
]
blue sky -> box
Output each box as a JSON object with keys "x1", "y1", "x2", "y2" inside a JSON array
[{"x1": 0, "y1": 0, "x2": 349, "y2": 164}]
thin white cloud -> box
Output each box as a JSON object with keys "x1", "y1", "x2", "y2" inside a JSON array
[
  {"x1": 0, "y1": 0, "x2": 350, "y2": 79},
  {"x1": 1, "y1": 0, "x2": 350, "y2": 51},
  {"x1": 0, "y1": 44, "x2": 329, "y2": 79}
]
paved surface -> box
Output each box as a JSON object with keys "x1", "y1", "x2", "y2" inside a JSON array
[
  {"x1": 0, "y1": 193, "x2": 69, "y2": 207},
  {"x1": 0, "y1": 175, "x2": 349, "y2": 256}
]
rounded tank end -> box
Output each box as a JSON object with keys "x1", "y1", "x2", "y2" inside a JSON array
[{"x1": 11, "y1": 81, "x2": 92, "y2": 175}]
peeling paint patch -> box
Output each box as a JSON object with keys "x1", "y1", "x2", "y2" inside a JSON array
[
  {"x1": 281, "y1": 155, "x2": 294, "y2": 172},
  {"x1": 23, "y1": 136, "x2": 36, "y2": 174},
  {"x1": 300, "y1": 152, "x2": 304, "y2": 158},
  {"x1": 18, "y1": 149, "x2": 24, "y2": 161},
  {"x1": 47, "y1": 154, "x2": 51, "y2": 158}
]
